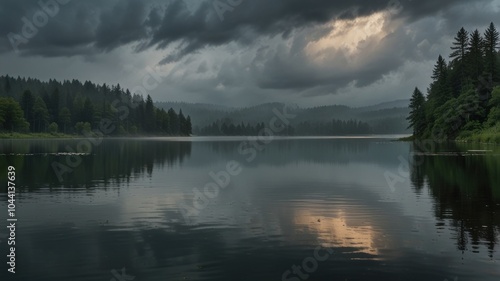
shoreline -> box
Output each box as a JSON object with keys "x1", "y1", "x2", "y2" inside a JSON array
[
  {"x1": 397, "y1": 134, "x2": 500, "y2": 145},
  {"x1": 0, "y1": 133, "x2": 193, "y2": 140},
  {"x1": 0, "y1": 133, "x2": 411, "y2": 140}
]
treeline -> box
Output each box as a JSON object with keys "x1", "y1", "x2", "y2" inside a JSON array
[
  {"x1": 294, "y1": 119, "x2": 372, "y2": 136},
  {"x1": 198, "y1": 119, "x2": 371, "y2": 136},
  {"x1": 199, "y1": 120, "x2": 294, "y2": 136},
  {"x1": 408, "y1": 23, "x2": 500, "y2": 139},
  {"x1": 0, "y1": 76, "x2": 192, "y2": 136},
  {"x1": 1, "y1": 139, "x2": 192, "y2": 187}
]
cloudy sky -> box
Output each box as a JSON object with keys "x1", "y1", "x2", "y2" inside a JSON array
[{"x1": 0, "y1": 0, "x2": 499, "y2": 107}]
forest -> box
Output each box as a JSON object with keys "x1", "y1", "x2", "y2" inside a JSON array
[
  {"x1": 157, "y1": 101, "x2": 410, "y2": 136},
  {"x1": 198, "y1": 118, "x2": 372, "y2": 136},
  {"x1": 0, "y1": 76, "x2": 192, "y2": 136},
  {"x1": 407, "y1": 22, "x2": 500, "y2": 142}
]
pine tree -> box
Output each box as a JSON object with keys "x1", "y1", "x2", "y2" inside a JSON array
[
  {"x1": 168, "y1": 108, "x2": 179, "y2": 135},
  {"x1": 483, "y1": 22, "x2": 499, "y2": 81},
  {"x1": 432, "y1": 55, "x2": 447, "y2": 81},
  {"x1": 20, "y1": 90, "x2": 35, "y2": 130},
  {"x1": 59, "y1": 107, "x2": 71, "y2": 133},
  {"x1": 428, "y1": 55, "x2": 452, "y2": 104},
  {"x1": 144, "y1": 95, "x2": 155, "y2": 133},
  {"x1": 450, "y1": 27, "x2": 469, "y2": 63},
  {"x1": 466, "y1": 29, "x2": 484, "y2": 79},
  {"x1": 450, "y1": 28, "x2": 469, "y2": 95},
  {"x1": 45, "y1": 88, "x2": 61, "y2": 124},
  {"x1": 33, "y1": 96, "x2": 50, "y2": 132},
  {"x1": 178, "y1": 109, "x2": 187, "y2": 135},
  {"x1": 4, "y1": 76, "x2": 11, "y2": 95},
  {"x1": 407, "y1": 87, "x2": 426, "y2": 137},
  {"x1": 186, "y1": 116, "x2": 192, "y2": 136},
  {"x1": 82, "y1": 97, "x2": 95, "y2": 125}
]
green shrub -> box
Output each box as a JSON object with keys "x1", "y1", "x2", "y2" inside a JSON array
[{"x1": 48, "y1": 122, "x2": 58, "y2": 135}]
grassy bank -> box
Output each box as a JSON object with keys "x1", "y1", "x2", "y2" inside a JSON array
[
  {"x1": 458, "y1": 134, "x2": 500, "y2": 144},
  {"x1": 400, "y1": 124, "x2": 500, "y2": 144},
  {"x1": 0, "y1": 132, "x2": 191, "y2": 139},
  {"x1": 456, "y1": 124, "x2": 500, "y2": 144},
  {"x1": 0, "y1": 132, "x2": 76, "y2": 139}
]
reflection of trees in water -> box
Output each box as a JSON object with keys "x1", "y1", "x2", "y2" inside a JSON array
[
  {"x1": 0, "y1": 139, "x2": 192, "y2": 190},
  {"x1": 409, "y1": 142, "x2": 500, "y2": 257},
  {"x1": 202, "y1": 138, "x2": 373, "y2": 166}
]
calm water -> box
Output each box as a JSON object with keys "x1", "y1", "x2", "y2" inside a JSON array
[{"x1": 0, "y1": 137, "x2": 499, "y2": 281}]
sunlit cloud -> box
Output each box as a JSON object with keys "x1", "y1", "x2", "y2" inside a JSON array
[{"x1": 305, "y1": 12, "x2": 394, "y2": 62}]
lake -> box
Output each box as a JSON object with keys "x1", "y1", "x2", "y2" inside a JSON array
[{"x1": 0, "y1": 137, "x2": 499, "y2": 281}]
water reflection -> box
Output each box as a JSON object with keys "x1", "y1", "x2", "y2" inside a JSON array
[
  {"x1": 293, "y1": 209, "x2": 380, "y2": 256},
  {"x1": 0, "y1": 139, "x2": 192, "y2": 189},
  {"x1": 409, "y1": 142, "x2": 500, "y2": 257},
  {"x1": 0, "y1": 137, "x2": 499, "y2": 280}
]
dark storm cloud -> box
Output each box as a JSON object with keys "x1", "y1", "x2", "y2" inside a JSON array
[
  {"x1": 0, "y1": 0, "x2": 151, "y2": 55},
  {"x1": 0, "y1": 0, "x2": 486, "y2": 57},
  {"x1": 246, "y1": 25, "x2": 412, "y2": 92},
  {"x1": 123, "y1": 0, "x2": 490, "y2": 64},
  {"x1": 0, "y1": 0, "x2": 496, "y2": 102}
]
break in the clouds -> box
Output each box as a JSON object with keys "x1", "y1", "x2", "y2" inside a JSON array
[{"x1": 0, "y1": 0, "x2": 499, "y2": 107}]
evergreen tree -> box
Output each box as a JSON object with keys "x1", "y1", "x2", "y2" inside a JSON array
[
  {"x1": 432, "y1": 55, "x2": 447, "y2": 81},
  {"x1": 168, "y1": 108, "x2": 179, "y2": 135},
  {"x1": 33, "y1": 96, "x2": 50, "y2": 132},
  {"x1": 82, "y1": 97, "x2": 95, "y2": 125},
  {"x1": 178, "y1": 109, "x2": 187, "y2": 135},
  {"x1": 483, "y1": 22, "x2": 499, "y2": 81},
  {"x1": 50, "y1": 88, "x2": 60, "y2": 124},
  {"x1": 428, "y1": 55, "x2": 452, "y2": 105},
  {"x1": 466, "y1": 29, "x2": 484, "y2": 80},
  {"x1": 450, "y1": 27, "x2": 469, "y2": 63},
  {"x1": 186, "y1": 116, "x2": 192, "y2": 136},
  {"x1": 0, "y1": 97, "x2": 28, "y2": 132},
  {"x1": 59, "y1": 107, "x2": 71, "y2": 133},
  {"x1": 4, "y1": 75, "x2": 11, "y2": 95},
  {"x1": 450, "y1": 28, "x2": 469, "y2": 95},
  {"x1": 144, "y1": 95, "x2": 155, "y2": 133},
  {"x1": 160, "y1": 108, "x2": 170, "y2": 134},
  {"x1": 20, "y1": 90, "x2": 35, "y2": 130},
  {"x1": 407, "y1": 88, "x2": 426, "y2": 137},
  {"x1": 72, "y1": 96, "x2": 84, "y2": 123}
]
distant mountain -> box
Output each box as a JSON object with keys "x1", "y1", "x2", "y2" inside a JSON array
[
  {"x1": 155, "y1": 100, "x2": 411, "y2": 134},
  {"x1": 357, "y1": 99, "x2": 410, "y2": 112},
  {"x1": 155, "y1": 102, "x2": 233, "y2": 128}
]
